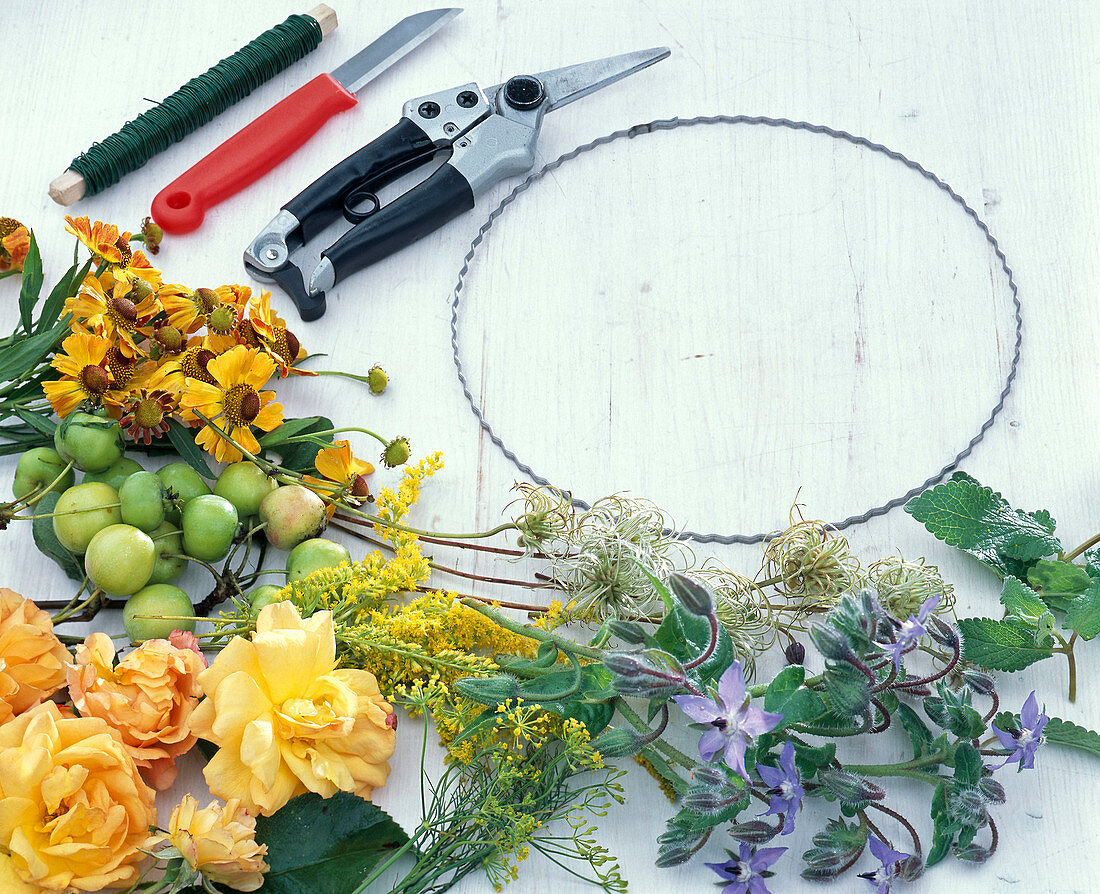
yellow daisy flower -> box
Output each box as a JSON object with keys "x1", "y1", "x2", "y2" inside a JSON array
[
  {"x1": 180, "y1": 346, "x2": 283, "y2": 464},
  {"x1": 64, "y1": 215, "x2": 123, "y2": 263},
  {"x1": 119, "y1": 364, "x2": 181, "y2": 445},
  {"x1": 65, "y1": 274, "x2": 159, "y2": 355},
  {"x1": 101, "y1": 244, "x2": 162, "y2": 298},
  {"x1": 42, "y1": 332, "x2": 116, "y2": 417},
  {"x1": 0, "y1": 217, "x2": 30, "y2": 272},
  {"x1": 305, "y1": 440, "x2": 375, "y2": 515},
  {"x1": 160, "y1": 285, "x2": 221, "y2": 334}
]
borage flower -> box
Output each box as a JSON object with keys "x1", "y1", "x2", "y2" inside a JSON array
[
  {"x1": 885, "y1": 594, "x2": 939, "y2": 669},
  {"x1": 991, "y1": 690, "x2": 1048, "y2": 771},
  {"x1": 857, "y1": 835, "x2": 911, "y2": 893},
  {"x1": 673, "y1": 660, "x2": 783, "y2": 779},
  {"x1": 756, "y1": 740, "x2": 803, "y2": 834},
  {"x1": 706, "y1": 843, "x2": 786, "y2": 894},
  {"x1": 0, "y1": 217, "x2": 30, "y2": 272},
  {"x1": 180, "y1": 345, "x2": 283, "y2": 463}
]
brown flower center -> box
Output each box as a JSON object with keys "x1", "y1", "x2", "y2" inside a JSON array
[
  {"x1": 351, "y1": 474, "x2": 372, "y2": 498},
  {"x1": 0, "y1": 217, "x2": 19, "y2": 239},
  {"x1": 235, "y1": 318, "x2": 262, "y2": 348},
  {"x1": 79, "y1": 364, "x2": 109, "y2": 395},
  {"x1": 180, "y1": 347, "x2": 217, "y2": 385},
  {"x1": 271, "y1": 327, "x2": 300, "y2": 363},
  {"x1": 113, "y1": 235, "x2": 133, "y2": 267},
  {"x1": 223, "y1": 383, "x2": 260, "y2": 426},
  {"x1": 195, "y1": 288, "x2": 219, "y2": 315},
  {"x1": 106, "y1": 347, "x2": 136, "y2": 387},
  {"x1": 108, "y1": 296, "x2": 138, "y2": 329}
]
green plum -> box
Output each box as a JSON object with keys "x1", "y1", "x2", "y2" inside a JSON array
[
  {"x1": 54, "y1": 410, "x2": 123, "y2": 473},
  {"x1": 85, "y1": 524, "x2": 155, "y2": 597},
  {"x1": 147, "y1": 521, "x2": 186, "y2": 585},
  {"x1": 214, "y1": 461, "x2": 277, "y2": 519},
  {"x1": 286, "y1": 538, "x2": 351, "y2": 582},
  {"x1": 247, "y1": 584, "x2": 287, "y2": 616},
  {"x1": 12, "y1": 447, "x2": 74, "y2": 500},
  {"x1": 83, "y1": 456, "x2": 144, "y2": 491},
  {"x1": 158, "y1": 462, "x2": 212, "y2": 524},
  {"x1": 119, "y1": 471, "x2": 167, "y2": 532},
  {"x1": 181, "y1": 494, "x2": 239, "y2": 562},
  {"x1": 52, "y1": 482, "x2": 121, "y2": 554},
  {"x1": 258, "y1": 485, "x2": 327, "y2": 550},
  {"x1": 124, "y1": 584, "x2": 195, "y2": 643}
]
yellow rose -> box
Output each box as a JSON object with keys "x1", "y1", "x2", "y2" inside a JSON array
[
  {"x1": 189, "y1": 601, "x2": 396, "y2": 816},
  {"x1": 67, "y1": 632, "x2": 205, "y2": 790},
  {"x1": 0, "y1": 701, "x2": 156, "y2": 892},
  {"x1": 0, "y1": 588, "x2": 70, "y2": 723},
  {"x1": 167, "y1": 795, "x2": 269, "y2": 892}
]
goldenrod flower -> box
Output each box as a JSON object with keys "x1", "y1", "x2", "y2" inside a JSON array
[
  {"x1": 64, "y1": 215, "x2": 123, "y2": 263},
  {"x1": 188, "y1": 601, "x2": 397, "y2": 816},
  {"x1": 42, "y1": 331, "x2": 120, "y2": 417},
  {"x1": 64, "y1": 273, "x2": 159, "y2": 355},
  {"x1": 0, "y1": 701, "x2": 156, "y2": 892},
  {"x1": 166, "y1": 796, "x2": 269, "y2": 891},
  {"x1": 0, "y1": 588, "x2": 69, "y2": 725},
  {"x1": 180, "y1": 345, "x2": 283, "y2": 463},
  {"x1": 67, "y1": 632, "x2": 205, "y2": 790},
  {"x1": 0, "y1": 217, "x2": 30, "y2": 272}
]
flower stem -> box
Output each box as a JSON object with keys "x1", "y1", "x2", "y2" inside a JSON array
[
  {"x1": 279, "y1": 425, "x2": 389, "y2": 448},
  {"x1": 460, "y1": 598, "x2": 605, "y2": 660},
  {"x1": 844, "y1": 748, "x2": 950, "y2": 782},
  {"x1": 1062, "y1": 531, "x2": 1100, "y2": 563}
]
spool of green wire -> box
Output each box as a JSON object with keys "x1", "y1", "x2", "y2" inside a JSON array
[{"x1": 49, "y1": 5, "x2": 337, "y2": 205}]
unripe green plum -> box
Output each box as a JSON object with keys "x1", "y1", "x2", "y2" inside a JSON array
[
  {"x1": 85, "y1": 524, "x2": 155, "y2": 597},
  {"x1": 181, "y1": 494, "x2": 239, "y2": 562},
  {"x1": 54, "y1": 411, "x2": 124, "y2": 473},
  {"x1": 214, "y1": 461, "x2": 277, "y2": 519},
  {"x1": 258, "y1": 485, "x2": 327, "y2": 551},
  {"x1": 124, "y1": 584, "x2": 195, "y2": 643},
  {"x1": 286, "y1": 538, "x2": 351, "y2": 582},
  {"x1": 83, "y1": 456, "x2": 144, "y2": 491},
  {"x1": 158, "y1": 462, "x2": 212, "y2": 524},
  {"x1": 248, "y1": 584, "x2": 287, "y2": 616},
  {"x1": 147, "y1": 521, "x2": 186, "y2": 585},
  {"x1": 119, "y1": 471, "x2": 167, "y2": 532},
  {"x1": 13, "y1": 447, "x2": 74, "y2": 500},
  {"x1": 52, "y1": 482, "x2": 121, "y2": 554}
]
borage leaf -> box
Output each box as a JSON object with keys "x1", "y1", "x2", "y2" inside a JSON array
[
  {"x1": 255, "y1": 791, "x2": 408, "y2": 894},
  {"x1": 956, "y1": 617, "x2": 1053, "y2": 672},
  {"x1": 764, "y1": 665, "x2": 825, "y2": 728},
  {"x1": 905, "y1": 474, "x2": 1060, "y2": 575}
]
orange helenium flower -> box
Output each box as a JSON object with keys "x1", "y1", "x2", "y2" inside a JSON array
[
  {"x1": 0, "y1": 218, "x2": 30, "y2": 272},
  {"x1": 64, "y1": 215, "x2": 123, "y2": 263},
  {"x1": 42, "y1": 332, "x2": 117, "y2": 417},
  {"x1": 65, "y1": 274, "x2": 159, "y2": 355},
  {"x1": 180, "y1": 345, "x2": 283, "y2": 463}
]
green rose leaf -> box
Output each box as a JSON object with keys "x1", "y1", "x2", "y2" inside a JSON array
[
  {"x1": 255, "y1": 791, "x2": 408, "y2": 894},
  {"x1": 905, "y1": 473, "x2": 1060, "y2": 575},
  {"x1": 957, "y1": 617, "x2": 1053, "y2": 672},
  {"x1": 1063, "y1": 579, "x2": 1100, "y2": 641}
]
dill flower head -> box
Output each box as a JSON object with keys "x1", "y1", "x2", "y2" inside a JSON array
[
  {"x1": 551, "y1": 494, "x2": 689, "y2": 621},
  {"x1": 763, "y1": 518, "x2": 862, "y2": 605},
  {"x1": 509, "y1": 483, "x2": 574, "y2": 554},
  {"x1": 866, "y1": 555, "x2": 955, "y2": 620}
]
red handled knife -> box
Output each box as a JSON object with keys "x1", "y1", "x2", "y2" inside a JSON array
[{"x1": 151, "y1": 8, "x2": 461, "y2": 234}]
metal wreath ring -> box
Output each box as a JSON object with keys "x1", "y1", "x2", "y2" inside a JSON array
[{"x1": 448, "y1": 114, "x2": 1023, "y2": 545}]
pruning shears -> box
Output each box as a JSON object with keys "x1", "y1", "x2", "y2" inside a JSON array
[{"x1": 243, "y1": 46, "x2": 670, "y2": 320}]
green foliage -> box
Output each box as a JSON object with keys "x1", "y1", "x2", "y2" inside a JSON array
[
  {"x1": 956, "y1": 617, "x2": 1053, "y2": 672},
  {"x1": 271, "y1": 416, "x2": 337, "y2": 473},
  {"x1": 18, "y1": 230, "x2": 43, "y2": 334},
  {"x1": 821, "y1": 660, "x2": 871, "y2": 718},
  {"x1": 165, "y1": 418, "x2": 214, "y2": 479},
  {"x1": 905, "y1": 473, "x2": 1060, "y2": 576},
  {"x1": 653, "y1": 600, "x2": 733, "y2": 687},
  {"x1": 1063, "y1": 579, "x2": 1100, "y2": 640},
  {"x1": 801, "y1": 817, "x2": 867, "y2": 880},
  {"x1": 952, "y1": 742, "x2": 983, "y2": 788},
  {"x1": 992, "y1": 713, "x2": 1100, "y2": 758},
  {"x1": 764, "y1": 665, "x2": 826, "y2": 728},
  {"x1": 1028, "y1": 559, "x2": 1092, "y2": 613},
  {"x1": 31, "y1": 491, "x2": 83, "y2": 581},
  {"x1": 923, "y1": 683, "x2": 985, "y2": 740},
  {"x1": 1000, "y1": 575, "x2": 1054, "y2": 637},
  {"x1": 254, "y1": 792, "x2": 408, "y2": 894}
]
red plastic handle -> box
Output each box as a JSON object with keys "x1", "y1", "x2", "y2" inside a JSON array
[{"x1": 151, "y1": 74, "x2": 358, "y2": 234}]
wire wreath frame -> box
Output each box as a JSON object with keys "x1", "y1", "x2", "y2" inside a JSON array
[{"x1": 448, "y1": 115, "x2": 1023, "y2": 544}]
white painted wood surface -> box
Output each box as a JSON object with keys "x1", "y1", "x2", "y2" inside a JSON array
[{"x1": 2, "y1": 1, "x2": 1098, "y2": 891}]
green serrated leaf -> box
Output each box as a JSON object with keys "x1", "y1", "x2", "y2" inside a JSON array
[
  {"x1": 18, "y1": 230, "x2": 43, "y2": 333},
  {"x1": 272, "y1": 416, "x2": 336, "y2": 473},
  {"x1": 1042, "y1": 717, "x2": 1100, "y2": 757},
  {"x1": 1063, "y1": 579, "x2": 1100, "y2": 641},
  {"x1": 1028, "y1": 560, "x2": 1092, "y2": 612},
  {"x1": 905, "y1": 475, "x2": 1061, "y2": 574},
  {"x1": 1000, "y1": 576, "x2": 1052, "y2": 628},
  {"x1": 1085, "y1": 550, "x2": 1100, "y2": 579},
  {"x1": 953, "y1": 743, "x2": 983, "y2": 788},
  {"x1": 164, "y1": 418, "x2": 214, "y2": 480},
  {"x1": 895, "y1": 703, "x2": 936, "y2": 764},
  {"x1": 31, "y1": 492, "x2": 84, "y2": 582},
  {"x1": 957, "y1": 617, "x2": 1053, "y2": 672},
  {"x1": 255, "y1": 791, "x2": 408, "y2": 894}
]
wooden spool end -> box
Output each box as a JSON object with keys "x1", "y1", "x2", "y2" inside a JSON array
[
  {"x1": 308, "y1": 4, "x2": 338, "y2": 38},
  {"x1": 49, "y1": 170, "x2": 86, "y2": 206}
]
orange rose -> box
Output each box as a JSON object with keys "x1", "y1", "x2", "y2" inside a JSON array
[
  {"x1": 167, "y1": 795, "x2": 269, "y2": 891},
  {"x1": 189, "y1": 601, "x2": 396, "y2": 815},
  {"x1": 0, "y1": 701, "x2": 156, "y2": 891},
  {"x1": 67, "y1": 632, "x2": 205, "y2": 790},
  {"x1": 0, "y1": 588, "x2": 70, "y2": 723}
]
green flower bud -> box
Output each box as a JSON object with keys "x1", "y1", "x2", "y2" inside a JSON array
[
  {"x1": 367, "y1": 364, "x2": 388, "y2": 394},
  {"x1": 381, "y1": 436, "x2": 411, "y2": 468}
]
